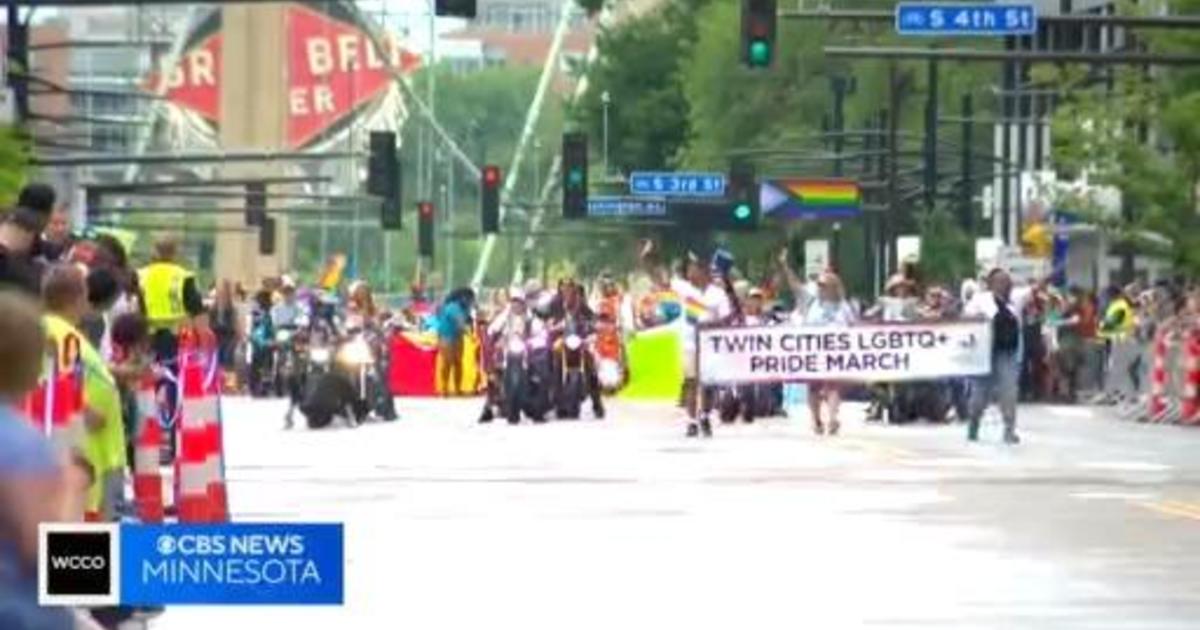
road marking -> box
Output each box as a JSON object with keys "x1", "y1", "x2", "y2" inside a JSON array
[
  {"x1": 1137, "y1": 499, "x2": 1200, "y2": 521},
  {"x1": 1077, "y1": 461, "x2": 1171, "y2": 473},
  {"x1": 836, "y1": 436, "x2": 918, "y2": 461}
]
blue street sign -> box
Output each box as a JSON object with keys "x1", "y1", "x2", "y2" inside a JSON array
[
  {"x1": 586, "y1": 196, "x2": 668, "y2": 218},
  {"x1": 628, "y1": 171, "x2": 726, "y2": 197},
  {"x1": 895, "y1": 3, "x2": 1037, "y2": 36}
]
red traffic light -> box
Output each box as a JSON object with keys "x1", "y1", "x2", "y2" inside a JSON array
[
  {"x1": 483, "y1": 165, "x2": 501, "y2": 186},
  {"x1": 419, "y1": 202, "x2": 434, "y2": 218}
]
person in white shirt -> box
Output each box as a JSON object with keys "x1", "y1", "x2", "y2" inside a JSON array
[
  {"x1": 962, "y1": 268, "x2": 1035, "y2": 444},
  {"x1": 799, "y1": 271, "x2": 856, "y2": 435},
  {"x1": 640, "y1": 240, "x2": 733, "y2": 438}
]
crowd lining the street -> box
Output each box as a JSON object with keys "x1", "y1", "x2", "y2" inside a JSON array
[{"x1": 4, "y1": 181, "x2": 1200, "y2": 628}]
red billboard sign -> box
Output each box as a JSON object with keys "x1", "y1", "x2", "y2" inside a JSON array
[{"x1": 143, "y1": 3, "x2": 420, "y2": 149}]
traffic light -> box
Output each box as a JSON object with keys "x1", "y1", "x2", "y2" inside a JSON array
[
  {"x1": 368, "y1": 131, "x2": 402, "y2": 230},
  {"x1": 670, "y1": 162, "x2": 759, "y2": 232},
  {"x1": 245, "y1": 182, "x2": 266, "y2": 227},
  {"x1": 259, "y1": 216, "x2": 276, "y2": 256},
  {"x1": 562, "y1": 132, "x2": 588, "y2": 220},
  {"x1": 726, "y1": 160, "x2": 760, "y2": 230},
  {"x1": 435, "y1": 0, "x2": 475, "y2": 18},
  {"x1": 741, "y1": 0, "x2": 776, "y2": 69},
  {"x1": 481, "y1": 164, "x2": 501, "y2": 234},
  {"x1": 418, "y1": 201, "x2": 435, "y2": 259}
]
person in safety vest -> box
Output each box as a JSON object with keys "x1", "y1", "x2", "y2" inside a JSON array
[
  {"x1": 138, "y1": 237, "x2": 203, "y2": 456},
  {"x1": 1098, "y1": 284, "x2": 1137, "y2": 403},
  {"x1": 41, "y1": 264, "x2": 125, "y2": 521}
]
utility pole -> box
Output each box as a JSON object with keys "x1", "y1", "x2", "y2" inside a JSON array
[
  {"x1": 923, "y1": 57, "x2": 938, "y2": 214},
  {"x1": 961, "y1": 93, "x2": 975, "y2": 234},
  {"x1": 862, "y1": 114, "x2": 877, "y2": 296},
  {"x1": 886, "y1": 62, "x2": 901, "y2": 275}
]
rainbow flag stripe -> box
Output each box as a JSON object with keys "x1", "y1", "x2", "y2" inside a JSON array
[
  {"x1": 786, "y1": 180, "x2": 861, "y2": 206},
  {"x1": 684, "y1": 297, "x2": 707, "y2": 324}
]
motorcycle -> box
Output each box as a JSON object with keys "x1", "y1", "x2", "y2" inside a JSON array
[
  {"x1": 593, "y1": 315, "x2": 625, "y2": 394},
  {"x1": 299, "y1": 323, "x2": 397, "y2": 429},
  {"x1": 499, "y1": 316, "x2": 553, "y2": 424},
  {"x1": 272, "y1": 326, "x2": 301, "y2": 398},
  {"x1": 555, "y1": 322, "x2": 590, "y2": 420}
]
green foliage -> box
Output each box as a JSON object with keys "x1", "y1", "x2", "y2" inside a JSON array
[
  {"x1": 0, "y1": 125, "x2": 31, "y2": 206},
  {"x1": 576, "y1": 0, "x2": 701, "y2": 173},
  {"x1": 916, "y1": 208, "x2": 974, "y2": 285}
]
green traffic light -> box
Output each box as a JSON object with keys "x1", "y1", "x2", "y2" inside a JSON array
[
  {"x1": 748, "y1": 40, "x2": 771, "y2": 67},
  {"x1": 567, "y1": 168, "x2": 584, "y2": 188},
  {"x1": 734, "y1": 204, "x2": 752, "y2": 220}
]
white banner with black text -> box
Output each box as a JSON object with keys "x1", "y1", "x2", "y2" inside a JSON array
[{"x1": 697, "y1": 320, "x2": 993, "y2": 385}]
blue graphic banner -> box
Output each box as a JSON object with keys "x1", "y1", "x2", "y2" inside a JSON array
[
  {"x1": 120, "y1": 523, "x2": 344, "y2": 605},
  {"x1": 629, "y1": 171, "x2": 725, "y2": 197},
  {"x1": 895, "y1": 3, "x2": 1037, "y2": 36}
]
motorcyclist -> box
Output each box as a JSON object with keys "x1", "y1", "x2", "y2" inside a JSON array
[
  {"x1": 549, "y1": 278, "x2": 605, "y2": 419},
  {"x1": 271, "y1": 278, "x2": 303, "y2": 330},
  {"x1": 479, "y1": 289, "x2": 546, "y2": 423}
]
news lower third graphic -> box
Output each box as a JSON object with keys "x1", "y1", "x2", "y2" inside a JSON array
[{"x1": 39, "y1": 522, "x2": 344, "y2": 606}]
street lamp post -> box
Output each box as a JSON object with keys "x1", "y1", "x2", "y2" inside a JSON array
[{"x1": 601, "y1": 90, "x2": 611, "y2": 175}]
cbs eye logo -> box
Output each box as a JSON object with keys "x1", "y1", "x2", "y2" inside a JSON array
[{"x1": 39, "y1": 523, "x2": 120, "y2": 606}]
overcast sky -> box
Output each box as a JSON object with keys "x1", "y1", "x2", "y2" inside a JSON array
[{"x1": 18, "y1": 1, "x2": 467, "y2": 53}]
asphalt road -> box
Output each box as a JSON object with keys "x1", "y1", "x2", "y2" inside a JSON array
[{"x1": 153, "y1": 396, "x2": 1200, "y2": 630}]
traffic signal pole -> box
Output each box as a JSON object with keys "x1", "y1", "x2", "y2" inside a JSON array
[{"x1": 468, "y1": 0, "x2": 574, "y2": 289}]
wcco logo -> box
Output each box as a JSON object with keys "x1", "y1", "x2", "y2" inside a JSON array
[{"x1": 39, "y1": 523, "x2": 120, "y2": 606}]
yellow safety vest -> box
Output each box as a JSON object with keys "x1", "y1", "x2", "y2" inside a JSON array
[
  {"x1": 1099, "y1": 298, "x2": 1135, "y2": 340},
  {"x1": 139, "y1": 262, "x2": 193, "y2": 331},
  {"x1": 44, "y1": 314, "x2": 123, "y2": 513}
]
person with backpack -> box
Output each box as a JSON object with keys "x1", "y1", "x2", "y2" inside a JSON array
[{"x1": 962, "y1": 268, "x2": 1037, "y2": 444}]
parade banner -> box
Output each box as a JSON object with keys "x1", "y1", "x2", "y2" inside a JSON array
[{"x1": 697, "y1": 321, "x2": 992, "y2": 385}]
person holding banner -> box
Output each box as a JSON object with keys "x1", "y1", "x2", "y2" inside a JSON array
[
  {"x1": 963, "y1": 268, "x2": 1035, "y2": 444},
  {"x1": 639, "y1": 240, "x2": 733, "y2": 438},
  {"x1": 798, "y1": 270, "x2": 856, "y2": 436}
]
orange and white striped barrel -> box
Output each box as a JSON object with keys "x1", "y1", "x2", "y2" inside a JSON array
[
  {"x1": 133, "y1": 372, "x2": 165, "y2": 523},
  {"x1": 198, "y1": 328, "x2": 229, "y2": 522},
  {"x1": 177, "y1": 335, "x2": 216, "y2": 523},
  {"x1": 1182, "y1": 327, "x2": 1200, "y2": 426},
  {"x1": 1149, "y1": 329, "x2": 1170, "y2": 423}
]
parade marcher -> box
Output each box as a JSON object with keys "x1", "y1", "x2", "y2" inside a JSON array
[
  {"x1": 962, "y1": 268, "x2": 1035, "y2": 444},
  {"x1": 436, "y1": 288, "x2": 475, "y2": 397},
  {"x1": 0, "y1": 290, "x2": 98, "y2": 630},
  {"x1": 799, "y1": 270, "x2": 856, "y2": 436},
  {"x1": 42, "y1": 264, "x2": 126, "y2": 519},
  {"x1": 639, "y1": 240, "x2": 733, "y2": 438},
  {"x1": 0, "y1": 208, "x2": 44, "y2": 297}
]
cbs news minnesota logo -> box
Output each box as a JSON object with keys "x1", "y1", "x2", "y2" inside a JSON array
[{"x1": 38, "y1": 523, "x2": 121, "y2": 606}]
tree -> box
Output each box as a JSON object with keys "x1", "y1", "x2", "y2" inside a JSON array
[
  {"x1": 575, "y1": 0, "x2": 703, "y2": 173},
  {"x1": 0, "y1": 125, "x2": 31, "y2": 206}
]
